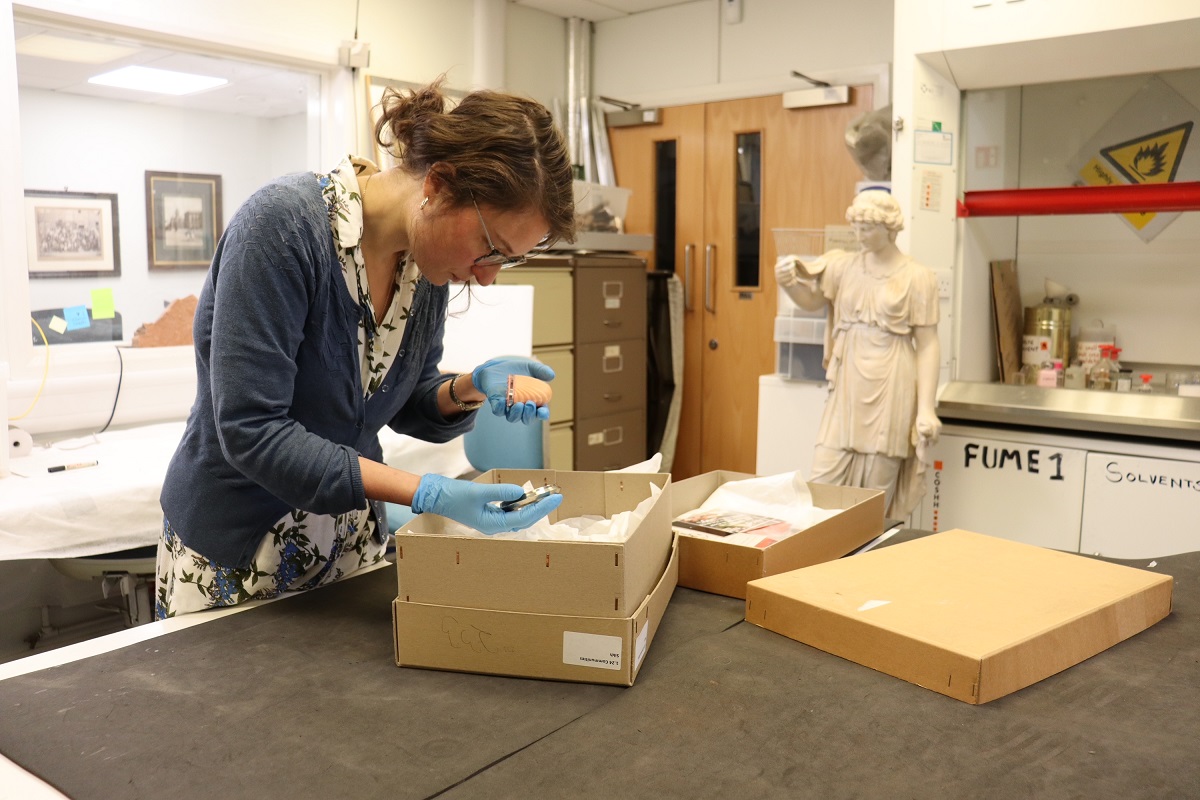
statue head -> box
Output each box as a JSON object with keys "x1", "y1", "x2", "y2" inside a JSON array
[{"x1": 845, "y1": 190, "x2": 904, "y2": 234}]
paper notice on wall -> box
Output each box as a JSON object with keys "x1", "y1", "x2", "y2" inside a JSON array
[
  {"x1": 914, "y1": 130, "x2": 953, "y2": 165},
  {"x1": 1070, "y1": 76, "x2": 1199, "y2": 242}
]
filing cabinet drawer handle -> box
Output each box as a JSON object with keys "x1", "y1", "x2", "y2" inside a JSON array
[
  {"x1": 586, "y1": 426, "x2": 625, "y2": 447},
  {"x1": 602, "y1": 392, "x2": 622, "y2": 402},
  {"x1": 602, "y1": 319, "x2": 622, "y2": 328}
]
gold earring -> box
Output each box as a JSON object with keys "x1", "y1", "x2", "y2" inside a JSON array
[{"x1": 420, "y1": 197, "x2": 429, "y2": 209}]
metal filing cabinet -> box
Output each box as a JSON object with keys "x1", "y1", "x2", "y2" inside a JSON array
[{"x1": 498, "y1": 253, "x2": 647, "y2": 471}]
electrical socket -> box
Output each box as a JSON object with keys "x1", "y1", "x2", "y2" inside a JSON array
[{"x1": 934, "y1": 269, "x2": 953, "y2": 299}]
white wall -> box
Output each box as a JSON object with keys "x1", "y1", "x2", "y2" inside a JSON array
[
  {"x1": 506, "y1": 2, "x2": 567, "y2": 108},
  {"x1": 593, "y1": 0, "x2": 893, "y2": 108},
  {"x1": 13, "y1": 0, "x2": 355, "y2": 64}
]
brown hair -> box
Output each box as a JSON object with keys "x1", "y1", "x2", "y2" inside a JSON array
[{"x1": 375, "y1": 78, "x2": 575, "y2": 245}]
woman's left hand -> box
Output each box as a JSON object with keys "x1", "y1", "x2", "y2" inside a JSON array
[{"x1": 471, "y1": 356, "x2": 555, "y2": 424}]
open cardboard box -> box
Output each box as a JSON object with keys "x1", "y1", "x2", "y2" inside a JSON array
[
  {"x1": 745, "y1": 529, "x2": 1174, "y2": 704},
  {"x1": 393, "y1": 538, "x2": 678, "y2": 686},
  {"x1": 395, "y1": 469, "x2": 672, "y2": 617},
  {"x1": 671, "y1": 471, "x2": 885, "y2": 599},
  {"x1": 392, "y1": 469, "x2": 678, "y2": 685}
]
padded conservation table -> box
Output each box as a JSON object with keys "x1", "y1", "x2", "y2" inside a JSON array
[{"x1": 0, "y1": 530, "x2": 1196, "y2": 799}]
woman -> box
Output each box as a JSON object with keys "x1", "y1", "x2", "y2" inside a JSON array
[
  {"x1": 775, "y1": 190, "x2": 941, "y2": 517},
  {"x1": 157, "y1": 80, "x2": 574, "y2": 617}
]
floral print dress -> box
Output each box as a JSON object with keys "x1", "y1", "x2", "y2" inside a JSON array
[{"x1": 155, "y1": 156, "x2": 419, "y2": 618}]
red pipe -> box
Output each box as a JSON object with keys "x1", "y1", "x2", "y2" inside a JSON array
[{"x1": 957, "y1": 181, "x2": 1200, "y2": 217}]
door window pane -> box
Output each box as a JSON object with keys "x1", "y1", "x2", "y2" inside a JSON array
[
  {"x1": 653, "y1": 140, "x2": 677, "y2": 273},
  {"x1": 734, "y1": 132, "x2": 761, "y2": 288}
]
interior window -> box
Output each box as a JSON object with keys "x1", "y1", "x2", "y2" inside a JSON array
[{"x1": 10, "y1": 19, "x2": 319, "y2": 353}]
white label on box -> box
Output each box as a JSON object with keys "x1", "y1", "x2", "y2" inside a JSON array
[
  {"x1": 634, "y1": 621, "x2": 649, "y2": 669},
  {"x1": 563, "y1": 631, "x2": 623, "y2": 670}
]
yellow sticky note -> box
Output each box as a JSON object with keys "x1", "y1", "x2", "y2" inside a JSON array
[
  {"x1": 91, "y1": 288, "x2": 116, "y2": 320},
  {"x1": 49, "y1": 315, "x2": 68, "y2": 334}
]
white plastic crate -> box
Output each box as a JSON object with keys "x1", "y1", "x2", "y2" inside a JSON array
[{"x1": 774, "y1": 315, "x2": 827, "y2": 382}]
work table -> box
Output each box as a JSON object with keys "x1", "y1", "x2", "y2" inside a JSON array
[{"x1": 0, "y1": 532, "x2": 1196, "y2": 799}]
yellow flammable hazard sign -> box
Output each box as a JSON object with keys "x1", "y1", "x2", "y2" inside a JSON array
[
  {"x1": 1071, "y1": 77, "x2": 1200, "y2": 242},
  {"x1": 1079, "y1": 122, "x2": 1193, "y2": 230}
]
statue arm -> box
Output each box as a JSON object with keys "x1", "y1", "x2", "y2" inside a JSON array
[
  {"x1": 774, "y1": 256, "x2": 826, "y2": 311},
  {"x1": 913, "y1": 324, "x2": 942, "y2": 444}
]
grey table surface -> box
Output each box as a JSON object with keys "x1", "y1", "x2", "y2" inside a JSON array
[{"x1": 0, "y1": 530, "x2": 1196, "y2": 800}]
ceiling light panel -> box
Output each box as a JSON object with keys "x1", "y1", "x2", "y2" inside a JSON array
[{"x1": 88, "y1": 65, "x2": 228, "y2": 95}]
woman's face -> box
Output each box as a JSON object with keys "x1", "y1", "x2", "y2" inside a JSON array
[
  {"x1": 412, "y1": 200, "x2": 549, "y2": 287},
  {"x1": 851, "y1": 220, "x2": 892, "y2": 253}
]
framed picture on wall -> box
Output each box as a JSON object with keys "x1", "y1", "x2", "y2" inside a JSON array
[
  {"x1": 23, "y1": 189, "x2": 121, "y2": 278},
  {"x1": 145, "y1": 171, "x2": 222, "y2": 270}
]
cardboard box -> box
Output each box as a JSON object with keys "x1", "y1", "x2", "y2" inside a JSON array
[
  {"x1": 745, "y1": 529, "x2": 1174, "y2": 704},
  {"x1": 670, "y1": 471, "x2": 885, "y2": 599},
  {"x1": 395, "y1": 469, "x2": 672, "y2": 618},
  {"x1": 393, "y1": 538, "x2": 678, "y2": 685}
]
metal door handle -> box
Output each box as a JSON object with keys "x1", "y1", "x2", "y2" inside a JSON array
[
  {"x1": 684, "y1": 244, "x2": 695, "y2": 312},
  {"x1": 704, "y1": 244, "x2": 715, "y2": 313}
]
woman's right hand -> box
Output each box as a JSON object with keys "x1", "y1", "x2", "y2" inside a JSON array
[{"x1": 410, "y1": 474, "x2": 562, "y2": 535}]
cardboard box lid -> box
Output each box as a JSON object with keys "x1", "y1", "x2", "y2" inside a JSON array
[
  {"x1": 745, "y1": 529, "x2": 1173, "y2": 703},
  {"x1": 396, "y1": 470, "x2": 672, "y2": 618}
]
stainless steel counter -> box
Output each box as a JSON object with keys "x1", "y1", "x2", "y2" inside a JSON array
[{"x1": 937, "y1": 381, "x2": 1200, "y2": 443}]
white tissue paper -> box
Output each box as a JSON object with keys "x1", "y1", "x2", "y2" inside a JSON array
[
  {"x1": 612, "y1": 452, "x2": 663, "y2": 473},
  {"x1": 437, "y1": 481, "x2": 662, "y2": 543},
  {"x1": 681, "y1": 471, "x2": 841, "y2": 546}
]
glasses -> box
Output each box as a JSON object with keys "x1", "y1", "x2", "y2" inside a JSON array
[{"x1": 471, "y1": 197, "x2": 549, "y2": 270}]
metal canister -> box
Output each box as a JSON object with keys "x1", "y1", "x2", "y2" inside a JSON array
[{"x1": 1022, "y1": 305, "x2": 1072, "y2": 367}]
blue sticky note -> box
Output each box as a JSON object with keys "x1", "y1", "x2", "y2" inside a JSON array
[{"x1": 63, "y1": 305, "x2": 91, "y2": 331}]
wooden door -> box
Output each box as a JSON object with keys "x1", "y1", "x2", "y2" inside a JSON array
[
  {"x1": 609, "y1": 88, "x2": 873, "y2": 478},
  {"x1": 608, "y1": 104, "x2": 706, "y2": 478}
]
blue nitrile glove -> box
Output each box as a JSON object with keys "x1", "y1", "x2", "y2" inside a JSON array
[
  {"x1": 410, "y1": 474, "x2": 563, "y2": 535},
  {"x1": 471, "y1": 356, "x2": 555, "y2": 424}
]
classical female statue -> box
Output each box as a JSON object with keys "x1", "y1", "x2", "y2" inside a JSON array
[{"x1": 775, "y1": 190, "x2": 941, "y2": 517}]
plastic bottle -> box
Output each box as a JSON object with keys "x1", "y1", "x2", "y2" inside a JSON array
[
  {"x1": 1136, "y1": 374, "x2": 1154, "y2": 393},
  {"x1": 1036, "y1": 359, "x2": 1058, "y2": 388},
  {"x1": 1076, "y1": 321, "x2": 1116, "y2": 375},
  {"x1": 1110, "y1": 348, "x2": 1130, "y2": 392},
  {"x1": 1063, "y1": 360, "x2": 1087, "y2": 389},
  {"x1": 1019, "y1": 362, "x2": 1040, "y2": 386},
  {"x1": 1090, "y1": 345, "x2": 1115, "y2": 391}
]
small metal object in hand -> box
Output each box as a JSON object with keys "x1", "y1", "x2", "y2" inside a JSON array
[{"x1": 497, "y1": 483, "x2": 562, "y2": 512}]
